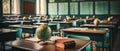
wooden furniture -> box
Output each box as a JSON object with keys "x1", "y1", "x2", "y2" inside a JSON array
[
  {"x1": 0, "y1": 21, "x2": 20, "y2": 28},
  {"x1": 9, "y1": 25, "x2": 37, "y2": 38},
  {"x1": 62, "y1": 27, "x2": 109, "y2": 51},
  {"x1": 80, "y1": 24, "x2": 116, "y2": 47},
  {"x1": 72, "y1": 20, "x2": 84, "y2": 27},
  {"x1": 33, "y1": 23, "x2": 57, "y2": 31},
  {"x1": 57, "y1": 22, "x2": 72, "y2": 30},
  {"x1": 6, "y1": 38, "x2": 91, "y2": 51},
  {"x1": 80, "y1": 24, "x2": 115, "y2": 28},
  {"x1": 0, "y1": 29, "x2": 17, "y2": 51}
]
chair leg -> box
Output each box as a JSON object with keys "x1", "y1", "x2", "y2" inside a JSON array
[
  {"x1": 23, "y1": 33, "x2": 25, "y2": 38},
  {"x1": 96, "y1": 48, "x2": 101, "y2": 51}
]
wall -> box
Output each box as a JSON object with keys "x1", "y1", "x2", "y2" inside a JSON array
[
  {"x1": 21, "y1": 0, "x2": 36, "y2": 16},
  {"x1": 0, "y1": 0, "x2": 3, "y2": 17},
  {"x1": 47, "y1": 0, "x2": 120, "y2": 19}
]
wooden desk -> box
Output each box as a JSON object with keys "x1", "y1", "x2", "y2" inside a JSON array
[
  {"x1": 80, "y1": 24, "x2": 115, "y2": 28},
  {"x1": 62, "y1": 28, "x2": 109, "y2": 51},
  {"x1": 33, "y1": 23, "x2": 57, "y2": 31},
  {"x1": 57, "y1": 22, "x2": 72, "y2": 30},
  {"x1": 0, "y1": 21, "x2": 20, "y2": 28},
  {"x1": 6, "y1": 38, "x2": 91, "y2": 51},
  {"x1": 72, "y1": 20, "x2": 84, "y2": 27},
  {"x1": 91, "y1": 21, "x2": 117, "y2": 25},
  {"x1": 80, "y1": 24, "x2": 117, "y2": 49},
  {"x1": 0, "y1": 29, "x2": 17, "y2": 51},
  {"x1": 62, "y1": 28, "x2": 108, "y2": 41},
  {"x1": 9, "y1": 25, "x2": 37, "y2": 38}
]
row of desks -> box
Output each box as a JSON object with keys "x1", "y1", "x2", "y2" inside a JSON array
[{"x1": 1, "y1": 18, "x2": 119, "y2": 51}]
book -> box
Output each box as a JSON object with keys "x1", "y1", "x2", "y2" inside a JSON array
[{"x1": 55, "y1": 39, "x2": 76, "y2": 49}]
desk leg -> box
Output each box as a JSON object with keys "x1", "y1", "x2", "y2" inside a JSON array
[
  {"x1": 91, "y1": 41, "x2": 93, "y2": 51},
  {"x1": 2, "y1": 42, "x2": 5, "y2": 51},
  {"x1": 102, "y1": 41, "x2": 104, "y2": 51}
]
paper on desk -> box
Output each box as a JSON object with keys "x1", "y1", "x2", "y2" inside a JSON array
[
  {"x1": 71, "y1": 28, "x2": 88, "y2": 30},
  {"x1": 25, "y1": 36, "x2": 63, "y2": 42}
]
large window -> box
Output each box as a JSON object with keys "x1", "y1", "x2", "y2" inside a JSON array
[
  {"x1": 3, "y1": 0, "x2": 14, "y2": 14},
  {"x1": 3, "y1": 0, "x2": 10, "y2": 14}
]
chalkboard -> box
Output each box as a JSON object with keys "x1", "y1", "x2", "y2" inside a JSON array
[
  {"x1": 80, "y1": 2, "x2": 93, "y2": 15},
  {"x1": 48, "y1": 3, "x2": 57, "y2": 15},
  {"x1": 70, "y1": 2, "x2": 78, "y2": 15},
  {"x1": 95, "y1": 1, "x2": 108, "y2": 14},
  {"x1": 110, "y1": 1, "x2": 120, "y2": 15},
  {"x1": 58, "y1": 3, "x2": 68, "y2": 15}
]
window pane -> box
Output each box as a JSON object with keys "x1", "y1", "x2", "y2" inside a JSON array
[
  {"x1": 110, "y1": 1, "x2": 120, "y2": 15},
  {"x1": 80, "y1": 2, "x2": 93, "y2": 15},
  {"x1": 58, "y1": 3, "x2": 68, "y2": 15},
  {"x1": 70, "y1": 2, "x2": 78, "y2": 15},
  {"x1": 3, "y1": 0, "x2": 10, "y2": 14},
  {"x1": 48, "y1": 3, "x2": 57, "y2": 15},
  {"x1": 95, "y1": 1, "x2": 108, "y2": 14},
  {"x1": 12, "y1": 0, "x2": 14, "y2": 14}
]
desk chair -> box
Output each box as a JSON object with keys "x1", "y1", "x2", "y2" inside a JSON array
[
  {"x1": 95, "y1": 33, "x2": 110, "y2": 51},
  {"x1": 67, "y1": 35, "x2": 91, "y2": 51}
]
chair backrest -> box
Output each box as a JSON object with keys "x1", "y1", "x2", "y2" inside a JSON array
[
  {"x1": 67, "y1": 35, "x2": 90, "y2": 40},
  {"x1": 67, "y1": 35, "x2": 91, "y2": 51}
]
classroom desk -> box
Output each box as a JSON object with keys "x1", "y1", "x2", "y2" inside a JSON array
[
  {"x1": 80, "y1": 24, "x2": 117, "y2": 48},
  {"x1": 0, "y1": 21, "x2": 20, "y2": 28},
  {"x1": 6, "y1": 37, "x2": 91, "y2": 51},
  {"x1": 57, "y1": 22, "x2": 72, "y2": 30},
  {"x1": 9, "y1": 25, "x2": 37, "y2": 38},
  {"x1": 72, "y1": 20, "x2": 84, "y2": 27},
  {"x1": 91, "y1": 21, "x2": 117, "y2": 25},
  {"x1": 34, "y1": 23, "x2": 57, "y2": 31},
  {"x1": 80, "y1": 24, "x2": 115, "y2": 28},
  {"x1": 62, "y1": 27, "x2": 109, "y2": 51},
  {"x1": 0, "y1": 29, "x2": 17, "y2": 51}
]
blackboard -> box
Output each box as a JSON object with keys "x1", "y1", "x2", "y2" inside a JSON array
[
  {"x1": 80, "y1": 2, "x2": 93, "y2": 15},
  {"x1": 70, "y1": 2, "x2": 78, "y2": 15},
  {"x1": 95, "y1": 1, "x2": 108, "y2": 14},
  {"x1": 58, "y1": 3, "x2": 68, "y2": 15},
  {"x1": 110, "y1": 1, "x2": 120, "y2": 15},
  {"x1": 48, "y1": 3, "x2": 57, "y2": 15}
]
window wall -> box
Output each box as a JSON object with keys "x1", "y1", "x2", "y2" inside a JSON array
[{"x1": 3, "y1": 0, "x2": 14, "y2": 14}]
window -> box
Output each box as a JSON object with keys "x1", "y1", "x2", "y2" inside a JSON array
[
  {"x1": 3, "y1": 0, "x2": 10, "y2": 14},
  {"x1": 3, "y1": 0, "x2": 14, "y2": 14}
]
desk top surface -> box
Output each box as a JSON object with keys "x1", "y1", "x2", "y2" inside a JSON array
[
  {"x1": 6, "y1": 37, "x2": 91, "y2": 51},
  {"x1": 0, "y1": 29, "x2": 17, "y2": 34},
  {"x1": 9, "y1": 25, "x2": 37, "y2": 29},
  {"x1": 62, "y1": 27, "x2": 108, "y2": 34},
  {"x1": 80, "y1": 24, "x2": 115, "y2": 28}
]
